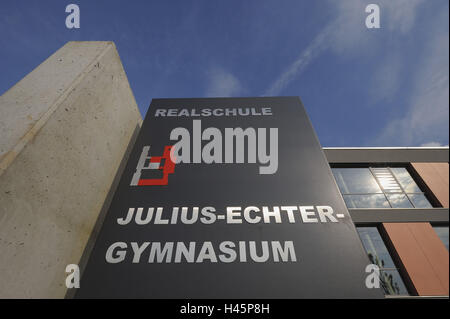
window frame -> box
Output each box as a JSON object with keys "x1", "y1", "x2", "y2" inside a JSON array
[
  {"x1": 331, "y1": 163, "x2": 437, "y2": 209},
  {"x1": 356, "y1": 223, "x2": 417, "y2": 296}
]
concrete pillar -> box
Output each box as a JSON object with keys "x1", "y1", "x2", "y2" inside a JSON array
[{"x1": 0, "y1": 41, "x2": 142, "y2": 298}]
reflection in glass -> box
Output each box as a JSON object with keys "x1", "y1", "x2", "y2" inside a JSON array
[
  {"x1": 372, "y1": 168, "x2": 402, "y2": 193},
  {"x1": 433, "y1": 226, "x2": 449, "y2": 250},
  {"x1": 332, "y1": 167, "x2": 434, "y2": 209},
  {"x1": 390, "y1": 167, "x2": 421, "y2": 193},
  {"x1": 407, "y1": 194, "x2": 432, "y2": 208},
  {"x1": 358, "y1": 227, "x2": 396, "y2": 268},
  {"x1": 379, "y1": 270, "x2": 410, "y2": 296},
  {"x1": 344, "y1": 194, "x2": 390, "y2": 209},
  {"x1": 357, "y1": 227, "x2": 409, "y2": 296},
  {"x1": 386, "y1": 194, "x2": 413, "y2": 208},
  {"x1": 333, "y1": 168, "x2": 382, "y2": 194}
]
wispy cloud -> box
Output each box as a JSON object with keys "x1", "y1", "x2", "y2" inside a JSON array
[
  {"x1": 264, "y1": 24, "x2": 333, "y2": 96},
  {"x1": 264, "y1": 0, "x2": 448, "y2": 146},
  {"x1": 264, "y1": 0, "x2": 426, "y2": 96},
  {"x1": 374, "y1": 12, "x2": 449, "y2": 146},
  {"x1": 205, "y1": 67, "x2": 244, "y2": 97},
  {"x1": 383, "y1": 0, "x2": 426, "y2": 33},
  {"x1": 369, "y1": 53, "x2": 403, "y2": 103},
  {"x1": 419, "y1": 142, "x2": 449, "y2": 147}
]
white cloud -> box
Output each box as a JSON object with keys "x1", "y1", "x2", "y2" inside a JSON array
[
  {"x1": 374, "y1": 10, "x2": 449, "y2": 146},
  {"x1": 264, "y1": 24, "x2": 333, "y2": 96},
  {"x1": 383, "y1": 0, "x2": 425, "y2": 33},
  {"x1": 265, "y1": 0, "x2": 427, "y2": 96},
  {"x1": 328, "y1": 0, "x2": 370, "y2": 55},
  {"x1": 419, "y1": 142, "x2": 449, "y2": 147},
  {"x1": 369, "y1": 53, "x2": 402, "y2": 102},
  {"x1": 205, "y1": 67, "x2": 243, "y2": 97},
  {"x1": 263, "y1": 0, "x2": 448, "y2": 146}
]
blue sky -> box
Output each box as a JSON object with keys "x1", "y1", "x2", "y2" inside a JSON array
[{"x1": 0, "y1": 0, "x2": 448, "y2": 147}]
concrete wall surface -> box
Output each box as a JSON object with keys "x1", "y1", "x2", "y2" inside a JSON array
[{"x1": 0, "y1": 41, "x2": 142, "y2": 298}]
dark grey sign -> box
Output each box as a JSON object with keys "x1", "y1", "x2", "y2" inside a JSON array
[{"x1": 76, "y1": 97, "x2": 382, "y2": 298}]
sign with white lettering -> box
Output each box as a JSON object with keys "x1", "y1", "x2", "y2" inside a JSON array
[{"x1": 76, "y1": 97, "x2": 382, "y2": 298}]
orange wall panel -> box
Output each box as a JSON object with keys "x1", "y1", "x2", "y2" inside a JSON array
[
  {"x1": 382, "y1": 222, "x2": 449, "y2": 296},
  {"x1": 411, "y1": 162, "x2": 449, "y2": 208}
]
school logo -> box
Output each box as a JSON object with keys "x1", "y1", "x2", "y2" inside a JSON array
[
  {"x1": 131, "y1": 119, "x2": 279, "y2": 186},
  {"x1": 130, "y1": 145, "x2": 175, "y2": 186}
]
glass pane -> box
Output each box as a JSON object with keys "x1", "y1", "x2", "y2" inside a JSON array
[
  {"x1": 433, "y1": 226, "x2": 449, "y2": 251},
  {"x1": 379, "y1": 270, "x2": 409, "y2": 296},
  {"x1": 371, "y1": 168, "x2": 402, "y2": 193},
  {"x1": 407, "y1": 194, "x2": 432, "y2": 208},
  {"x1": 332, "y1": 168, "x2": 382, "y2": 194},
  {"x1": 386, "y1": 194, "x2": 413, "y2": 208},
  {"x1": 343, "y1": 194, "x2": 390, "y2": 208},
  {"x1": 357, "y1": 227, "x2": 396, "y2": 268},
  {"x1": 391, "y1": 167, "x2": 421, "y2": 193}
]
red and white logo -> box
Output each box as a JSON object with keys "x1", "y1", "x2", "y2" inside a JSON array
[{"x1": 130, "y1": 146, "x2": 175, "y2": 186}]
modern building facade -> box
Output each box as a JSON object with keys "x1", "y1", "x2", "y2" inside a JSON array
[
  {"x1": 0, "y1": 42, "x2": 448, "y2": 299},
  {"x1": 324, "y1": 147, "x2": 449, "y2": 297}
]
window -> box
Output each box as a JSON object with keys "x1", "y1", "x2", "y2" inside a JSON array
[
  {"x1": 332, "y1": 167, "x2": 432, "y2": 209},
  {"x1": 433, "y1": 226, "x2": 449, "y2": 251},
  {"x1": 357, "y1": 227, "x2": 409, "y2": 296}
]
